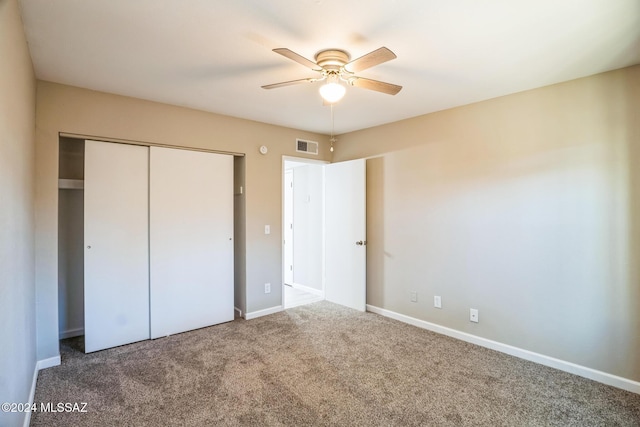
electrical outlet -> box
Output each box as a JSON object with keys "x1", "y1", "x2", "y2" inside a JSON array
[
  {"x1": 410, "y1": 291, "x2": 418, "y2": 302},
  {"x1": 470, "y1": 308, "x2": 479, "y2": 323},
  {"x1": 265, "y1": 283, "x2": 271, "y2": 294},
  {"x1": 434, "y1": 295, "x2": 442, "y2": 309}
]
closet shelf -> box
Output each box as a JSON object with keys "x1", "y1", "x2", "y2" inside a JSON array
[{"x1": 58, "y1": 179, "x2": 84, "y2": 190}]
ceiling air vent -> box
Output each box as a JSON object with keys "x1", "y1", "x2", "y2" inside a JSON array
[{"x1": 296, "y1": 138, "x2": 318, "y2": 155}]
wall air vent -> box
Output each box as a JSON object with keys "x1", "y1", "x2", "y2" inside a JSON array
[{"x1": 296, "y1": 139, "x2": 319, "y2": 155}]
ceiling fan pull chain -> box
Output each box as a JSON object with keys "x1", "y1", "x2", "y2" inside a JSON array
[{"x1": 329, "y1": 104, "x2": 336, "y2": 152}]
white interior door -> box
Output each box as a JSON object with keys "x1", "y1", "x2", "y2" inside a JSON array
[
  {"x1": 324, "y1": 159, "x2": 366, "y2": 311},
  {"x1": 84, "y1": 140, "x2": 150, "y2": 352},
  {"x1": 150, "y1": 147, "x2": 234, "y2": 338},
  {"x1": 284, "y1": 170, "x2": 294, "y2": 285}
]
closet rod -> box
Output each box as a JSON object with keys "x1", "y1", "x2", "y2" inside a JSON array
[{"x1": 59, "y1": 132, "x2": 245, "y2": 157}]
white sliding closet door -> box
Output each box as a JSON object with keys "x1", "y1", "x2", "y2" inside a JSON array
[
  {"x1": 84, "y1": 140, "x2": 150, "y2": 353},
  {"x1": 150, "y1": 147, "x2": 234, "y2": 338}
]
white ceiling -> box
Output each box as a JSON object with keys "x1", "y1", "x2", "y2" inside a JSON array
[{"x1": 19, "y1": 0, "x2": 640, "y2": 135}]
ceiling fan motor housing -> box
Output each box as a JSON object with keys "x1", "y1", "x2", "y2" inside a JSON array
[{"x1": 314, "y1": 49, "x2": 351, "y2": 72}]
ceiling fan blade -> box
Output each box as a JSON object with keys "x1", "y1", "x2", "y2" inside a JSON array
[
  {"x1": 273, "y1": 48, "x2": 322, "y2": 71},
  {"x1": 261, "y1": 77, "x2": 319, "y2": 89},
  {"x1": 349, "y1": 77, "x2": 402, "y2": 95},
  {"x1": 344, "y1": 47, "x2": 397, "y2": 73}
]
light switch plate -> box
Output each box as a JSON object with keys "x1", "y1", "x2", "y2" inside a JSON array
[{"x1": 265, "y1": 225, "x2": 270, "y2": 235}]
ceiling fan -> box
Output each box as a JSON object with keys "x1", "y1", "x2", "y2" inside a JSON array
[{"x1": 262, "y1": 47, "x2": 402, "y2": 103}]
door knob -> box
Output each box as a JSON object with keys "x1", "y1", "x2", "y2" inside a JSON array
[{"x1": 356, "y1": 240, "x2": 367, "y2": 246}]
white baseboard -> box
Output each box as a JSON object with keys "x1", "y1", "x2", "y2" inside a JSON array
[
  {"x1": 234, "y1": 306, "x2": 243, "y2": 318},
  {"x1": 366, "y1": 304, "x2": 640, "y2": 395},
  {"x1": 245, "y1": 305, "x2": 283, "y2": 320},
  {"x1": 24, "y1": 355, "x2": 62, "y2": 427},
  {"x1": 23, "y1": 363, "x2": 39, "y2": 427},
  {"x1": 37, "y1": 355, "x2": 61, "y2": 371},
  {"x1": 291, "y1": 282, "x2": 324, "y2": 297},
  {"x1": 59, "y1": 327, "x2": 84, "y2": 339}
]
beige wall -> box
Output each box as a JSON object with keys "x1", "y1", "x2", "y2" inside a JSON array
[
  {"x1": 35, "y1": 81, "x2": 330, "y2": 360},
  {"x1": 0, "y1": 0, "x2": 37, "y2": 426},
  {"x1": 334, "y1": 66, "x2": 640, "y2": 382}
]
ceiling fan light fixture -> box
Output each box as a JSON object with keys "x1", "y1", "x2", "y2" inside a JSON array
[
  {"x1": 319, "y1": 81, "x2": 346, "y2": 104},
  {"x1": 263, "y1": 47, "x2": 402, "y2": 102}
]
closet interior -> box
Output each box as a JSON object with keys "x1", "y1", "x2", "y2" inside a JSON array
[{"x1": 58, "y1": 138, "x2": 85, "y2": 340}]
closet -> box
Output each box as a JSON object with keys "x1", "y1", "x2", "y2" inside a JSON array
[{"x1": 59, "y1": 139, "x2": 234, "y2": 353}]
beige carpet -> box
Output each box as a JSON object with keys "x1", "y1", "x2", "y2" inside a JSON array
[{"x1": 32, "y1": 301, "x2": 640, "y2": 426}]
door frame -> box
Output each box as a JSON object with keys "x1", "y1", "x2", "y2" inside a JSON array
[
  {"x1": 281, "y1": 156, "x2": 329, "y2": 310},
  {"x1": 284, "y1": 169, "x2": 294, "y2": 285}
]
